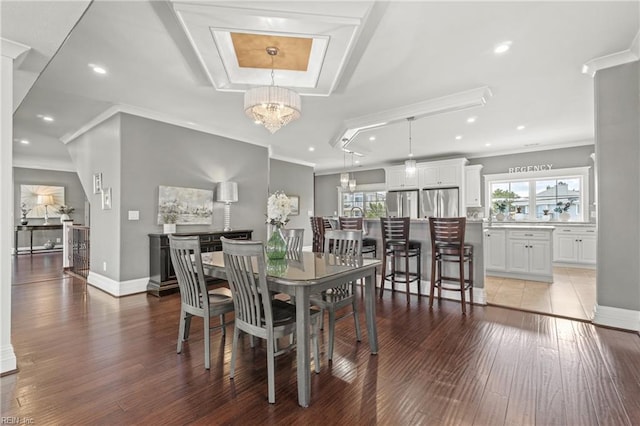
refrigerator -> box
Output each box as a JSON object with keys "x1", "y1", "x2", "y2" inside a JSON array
[
  {"x1": 420, "y1": 187, "x2": 459, "y2": 218},
  {"x1": 385, "y1": 190, "x2": 420, "y2": 218}
]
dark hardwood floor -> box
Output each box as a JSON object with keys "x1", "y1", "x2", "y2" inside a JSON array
[{"x1": 3, "y1": 252, "x2": 640, "y2": 425}]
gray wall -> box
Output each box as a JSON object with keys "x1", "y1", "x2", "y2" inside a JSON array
[
  {"x1": 269, "y1": 159, "x2": 315, "y2": 246},
  {"x1": 67, "y1": 113, "x2": 270, "y2": 283},
  {"x1": 314, "y1": 168, "x2": 385, "y2": 217},
  {"x1": 595, "y1": 61, "x2": 640, "y2": 312},
  {"x1": 67, "y1": 114, "x2": 122, "y2": 281},
  {"x1": 13, "y1": 167, "x2": 87, "y2": 249}
]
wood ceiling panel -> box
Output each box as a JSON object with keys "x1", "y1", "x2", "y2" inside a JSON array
[{"x1": 230, "y1": 33, "x2": 312, "y2": 71}]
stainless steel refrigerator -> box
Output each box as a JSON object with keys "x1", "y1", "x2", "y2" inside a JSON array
[
  {"x1": 386, "y1": 190, "x2": 420, "y2": 218},
  {"x1": 420, "y1": 187, "x2": 459, "y2": 218}
]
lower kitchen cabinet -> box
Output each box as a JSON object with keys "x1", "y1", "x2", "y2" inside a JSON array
[
  {"x1": 553, "y1": 226, "x2": 597, "y2": 266},
  {"x1": 484, "y1": 226, "x2": 554, "y2": 283}
]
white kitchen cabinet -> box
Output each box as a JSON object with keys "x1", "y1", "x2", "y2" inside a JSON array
[
  {"x1": 420, "y1": 163, "x2": 459, "y2": 188},
  {"x1": 465, "y1": 165, "x2": 483, "y2": 207},
  {"x1": 386, "y1": 166, "x2": 418, "y2": 190},
  {"x1": 484, "y1": 228, "x2": 506, "y2": 271},
  {"x1": 506, "y1": 230, "x2": 553, "y2": 281},
  {"x1": 484, "y1": 226, "x2": 553, "y2": 282},
  {"x1": 553, "y1": 226, "x2": 597, "y2": 266}
]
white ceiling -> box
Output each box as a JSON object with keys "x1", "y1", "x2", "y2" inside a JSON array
[{"x1": 3, "y1": 1, "x2": 639, "y2": 174}]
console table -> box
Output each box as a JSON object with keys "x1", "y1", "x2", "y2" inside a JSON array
[
  {"x1": 14, "y1": 224, "x2": 64, "y2": 255},
  {"x1": 147, "y1": 229, "x2": 253, "y2": 297}
]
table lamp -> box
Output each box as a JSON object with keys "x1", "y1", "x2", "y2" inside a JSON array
[
  {"x1": 36, "y1": 194, "x2": 54, "y2": 225},
  {"x1": 216, "y1": 182, "x2": 238, "y2": 231}
]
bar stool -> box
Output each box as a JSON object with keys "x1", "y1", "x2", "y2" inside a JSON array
[
  {"x1": 428, "y1": 217, "x2": 474, "y2": 314},
  {"x1": 310, "y1": 217, "x2": 327, "y2": 252},
  {"x1": 338, "y1": 216, "x2": 377, "y2": 257},
  {"x1": 380, "y1": 217, "x2": 422, "y2": 304}
]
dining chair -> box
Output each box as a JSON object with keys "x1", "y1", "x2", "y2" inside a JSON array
[
  {"x1": 380, "y1": 217, "x2": 422, "y2": 303},
  {"x1": 429, "y1": 217, "x2": 474, "y2": 314},
  {"x1": 169, "y1": 235, "x2": 234, "y2": 370},
  {"x1": 338, "y1": 216, "x2": 377, "y2": 257},
  {"x1": 221, "y1": 237, "x2": 321, "y2": 404},
  {"x1": 310, "y1": 229, "x2": 363, "y2": 361},
  {"x1": 281, "y1": 228, "x2": 304, "y2": 254}
]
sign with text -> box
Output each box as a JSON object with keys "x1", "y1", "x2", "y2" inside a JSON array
[{"x1": 508, "y1": 164, "x2": 552, "y2": 173}]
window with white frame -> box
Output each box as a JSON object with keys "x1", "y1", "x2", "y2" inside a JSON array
[
  {"x1": 484, "y1": 167, "x2": 590, "y2": 221},
  {"x1": 338, "y1": 184, "x2": 387, "y2": 218}
]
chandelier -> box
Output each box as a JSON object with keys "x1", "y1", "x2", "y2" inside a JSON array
[
  {"x1": 244, "y1": 47, "x2": 301, "y2": 134},
  {"x1": 405, "y1": 117, "x2": 417, "y2": 176}
]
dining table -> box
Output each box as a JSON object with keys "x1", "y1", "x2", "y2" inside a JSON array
[{"x1": 200, "y1": 250, "x2": 381, "y2": 407}]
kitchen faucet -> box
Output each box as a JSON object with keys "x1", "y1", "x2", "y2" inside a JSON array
[{"x1": 351, "y1": 206, "x2": 364, "y2": 217}]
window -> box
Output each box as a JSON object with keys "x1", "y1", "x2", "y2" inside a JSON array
[
  {"x1": 485, "y1": 167, "x2": 590, "y2": 221},
  {"x1": 339, "y1": 185, "x2": 387, "y2": 218}
]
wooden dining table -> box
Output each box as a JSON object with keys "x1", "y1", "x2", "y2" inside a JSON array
[{"x1": 200, "y1": 250, "x2": 381, "y2": 407}]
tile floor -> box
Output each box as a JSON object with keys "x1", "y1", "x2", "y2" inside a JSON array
[{"x1": 485, "y1": 267, "x2": 596, "y2": 321}]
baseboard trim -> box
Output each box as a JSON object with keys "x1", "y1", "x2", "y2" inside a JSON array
[
  {"x1": 592, "y1": 304, "x2": 640, "y2": 332},
  {"x1": 1, "y1": 344, "x2": 17, "y2": 375},
  {"x1": 87, "y1": 272, "x2": 148, "y2": 297}
]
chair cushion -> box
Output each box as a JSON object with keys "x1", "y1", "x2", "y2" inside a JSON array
[
  {"x1": 435, "y1": 243, "x2": 473, "y2": 256},
  {"x1": 208, "y1": 287, "x2": 233, "y2": 305},
  {"x1": 266, "y1": 299, "x2": 320, "y2": 326}
]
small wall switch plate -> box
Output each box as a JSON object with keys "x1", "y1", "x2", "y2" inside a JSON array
[
  {"x1": 103, "y1": 262, "x2": 107, "y2": 271},
  {"x1": 56, "y1": 237, "x2": 61, "y2": 243},
  {"x1": 308, "y1": 210, "x2": 313, "y2": 216},
  {"x1": 128, "y1": 210, "x2": 140, "y2": 220}
]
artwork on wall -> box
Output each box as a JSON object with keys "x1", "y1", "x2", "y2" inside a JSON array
[
  {"x1": 157, "y1": 185, "x2": 213, "y2": 225},
  {"x1": 93, "y1": 173, "x2": 103, "y2": 194},
  {"x1": 288, "y1": 195, "x2": 300, "y2": 216},
  {"x1": 20, "y1": 185, "x2": 65, "y2": 218},
  {"x1": 101, "y1": 187, "x2": 112, "y2": 210}
]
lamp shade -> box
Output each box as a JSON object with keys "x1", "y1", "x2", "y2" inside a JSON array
[
  {"x1": 217, "y1": 182, "x2": 238, "y2": 203},
  {"x1": 36, "y1": 195, "x2": 54, "y2": 205}
]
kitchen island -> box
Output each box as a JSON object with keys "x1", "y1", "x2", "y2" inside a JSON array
[{"x1": 363, "y1": 218, "x2": 486, "y2": 304}]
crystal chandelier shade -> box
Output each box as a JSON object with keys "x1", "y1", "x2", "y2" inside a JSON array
[
  {"x1": 244, "y1": 86, "x2": 301, "y2": 134},
  {"x1": 243, "y1": 47, "x2": 302, "y2": 134}
]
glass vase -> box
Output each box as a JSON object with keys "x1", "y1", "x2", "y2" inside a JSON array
[{"x1": 266, "y1": 226, "x2": 287, "y2": 260}]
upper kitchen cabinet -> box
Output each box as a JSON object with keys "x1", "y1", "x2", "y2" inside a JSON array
[
  {"x1": 386, "y1": 165, "x2": 419, "y2": 190},
  {"x1": 418, "y1": 158, "x2": 468, "y2": 188},
  {"x1": 465, "y1": 164, "x2": 483, "y2": 207}
]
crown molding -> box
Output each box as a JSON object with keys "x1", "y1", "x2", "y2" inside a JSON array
[
  {"x1": 60, "y1": 104, "x2": 268, "y2": 150},
  {"x1": 270, "y1": 153, "x2": 315, "y2": 168},
  {"x1": 582, "y1": 30, "x2": 640, "y2": 77},
  {"x1": 333, "y1": 86, "x2": 493, "y2": 149},
  {"x1": 1, "y1": 38, "x2": 30, "y2": 60}
]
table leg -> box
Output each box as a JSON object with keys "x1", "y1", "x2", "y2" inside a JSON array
[
  {"x1": 295, "y1": 287, "x2": 311, "y2": 407},
  {"x1": 30, "y1": 229, "x2": 34, "y2": 255},
  {"x1": 365, "y1": 269, "x2": 379, "y2": 354}
]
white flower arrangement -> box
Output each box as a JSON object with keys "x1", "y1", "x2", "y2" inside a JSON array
[{"x1": 266, "y1": 191, "x2": 291, "y2": 228}]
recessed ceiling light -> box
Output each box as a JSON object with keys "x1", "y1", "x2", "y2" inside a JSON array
[
  {"x1": 485, "y1": 143, "x2": 492, "y2": 147},
  {"x1": 517, "y1": 125, "x2": 526, "y2": 130},
  {"x1": 355, "y1": 160, "x2": 360, "y2": 164},
  {"x1": 16, "y1": 139, "x2": 30, "y2": 145},
  {"x1": 455, "y1": 135, "x2": 462, "y2": 140},
  {"x1": 37, "y1": 114, "x2": 54, "y2": 122},
  {"x1": 494, "y1": 41, "x2": 512, "y2": 54},
  {"x1": 88, "y1": 63, "x2": 107, "y2": 74},
  {"x1": 308, "y1": 147, "x2": 315, "y2": 152},
  {"x1": 466, "y1": 116, "x2": 477, "y2": 124},
  {"x1": 369, "y1": 136, "x2": 376, "y2": 141}
]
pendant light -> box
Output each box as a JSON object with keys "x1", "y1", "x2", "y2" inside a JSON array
[
  {"x1": 348, "y1": 152, "x2": 357, "y2": 192},
  {"x1": 340, "y1": 149, "x2": 349, "y2": 190},
  {"x1": 405, "y1": 116, "x2": 417, "y2": 177}
]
